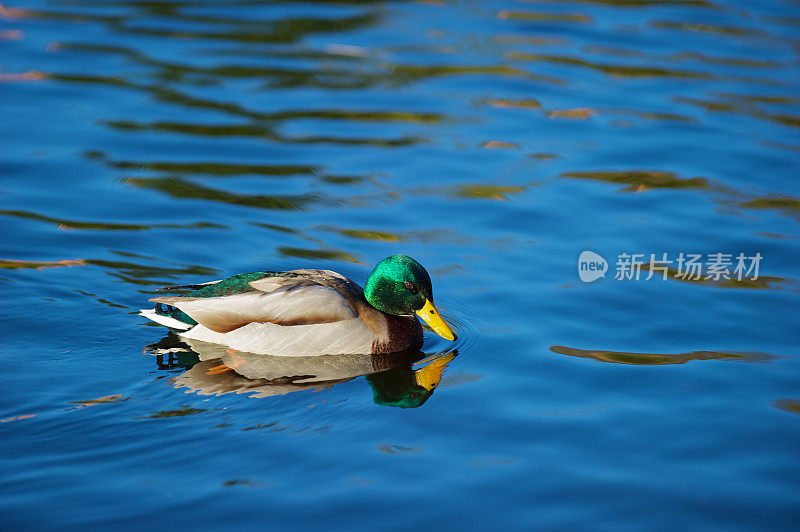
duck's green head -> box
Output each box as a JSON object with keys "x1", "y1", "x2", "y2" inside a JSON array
[{"x1": 364, "y1": 255, "x2": 456, "y2": 341}]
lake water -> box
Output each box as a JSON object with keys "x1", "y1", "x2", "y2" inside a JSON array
[{"x1": 1, "y1": 0, "x2": 799, "y2": 529}]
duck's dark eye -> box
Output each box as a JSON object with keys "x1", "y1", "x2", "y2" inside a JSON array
[{"x1": 404, "y1": 281, "x2": 416, "y2": 292}]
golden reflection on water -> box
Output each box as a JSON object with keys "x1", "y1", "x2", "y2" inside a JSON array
[
  {"x1": 91, "y1": 252, "x2": 218, "y2": 286},
  {"x1": 562, "y1": 170, "x2": 709, "y2": 191},
  {"x1": 559, "y1": 168, "x2": 800, "y2": 225},
  {"x1": 0, "y1": 71, "x2": 48, "y2": 81},
  {"x1": 453, "y1": 184, "x2": 526, "y2": 200},
  {"x1": 498, "y1": 10, "x2": 594, "y2": 23},
  {"x1": 104, "y1": 119, "x2": 426, "y2": 147},
  {"x1": 547, "y1": 107, "x2": 597, "y2": 119},
  {"x1": 0, "y1": 208, "x2": 228, "y2": 231},
  {"x1": 523, "y1": 0, "x2": 718, "y2": 6},
  {"x1": 89, "y1": 151, "x2": 366, "y2": 185},
  {"x1": 650, "y1": 20, "x2": 767, "y2": 38},
  {"x1": 630, "y1": 258, "x2": 796, "y2": 291},
  {"x1": 508, "y1": 52, "x2": 714, "y2": 79},
  {"x1": 124, "y1": 176, "x2": 328, "y2": 210},
  {"x1": 276, "y1": 246, "x2": 364, "y2": 264},
  {"x1": 550, "y1": 345, "x2": 774, "y2": 365},
  {"x1": 773, "y1": 399, "x2": 800, "y2": 416},
  {"x1": 486, "y1": 98, "x2": 542, "y2": 110},
  {"x1": 0, "y1": 258, "x2": 86, "y2": 270}
]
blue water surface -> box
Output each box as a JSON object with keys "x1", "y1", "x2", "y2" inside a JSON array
[{"x1": 1, "y1": 0, "x2": 799, "y2": 529}]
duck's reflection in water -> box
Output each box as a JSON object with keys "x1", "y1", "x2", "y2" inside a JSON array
[{"x1": 145, "y1": 334, "x2": 457, "y2": 408}]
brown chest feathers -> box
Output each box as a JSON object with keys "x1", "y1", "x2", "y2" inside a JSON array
[
  {"x1": 352, "y1": 299, "x2": 423, "y2": 354},
  {"x1": 372, "y1": 313, "x2": 424, "y2": 354}
]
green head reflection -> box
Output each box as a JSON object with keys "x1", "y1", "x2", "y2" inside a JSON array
[{"x1": 367, "y1": 351, "x2": 457, "y2": 408}]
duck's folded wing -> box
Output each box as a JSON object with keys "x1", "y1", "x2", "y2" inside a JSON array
[{"x1": 149, "y1": 284, "x2": 357, "y2": 334}]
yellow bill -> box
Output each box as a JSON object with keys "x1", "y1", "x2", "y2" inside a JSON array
[{"x1": 415, "y1": 298, "x2": 457, "y2": 341}]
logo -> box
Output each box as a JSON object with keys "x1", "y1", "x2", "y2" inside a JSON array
[{"x1": 578, "y1": 251, "x2": 607, "y2": 283}]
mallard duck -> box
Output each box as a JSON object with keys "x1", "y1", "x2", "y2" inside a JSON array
[{"x1": 140, "y1": 254, "x2": 456, "y2": 356}]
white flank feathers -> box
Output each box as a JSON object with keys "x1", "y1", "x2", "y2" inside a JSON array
[{"x1": 179, "y1": 319, "x2": 376, "y2": 356}]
